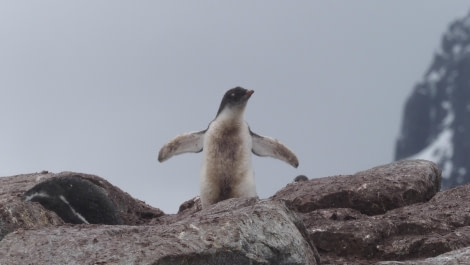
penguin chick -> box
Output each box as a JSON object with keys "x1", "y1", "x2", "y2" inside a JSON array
[{"x1": 158, "y1": 87, "x2": 299, "y2": 208}]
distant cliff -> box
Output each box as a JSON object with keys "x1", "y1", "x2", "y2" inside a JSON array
[{"x1": 395, "y1": 10, "x2": 470, "y2": 189}]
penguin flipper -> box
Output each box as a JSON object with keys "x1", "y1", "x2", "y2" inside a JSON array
[
  {"x1": 250, "y1": 131, "x2": 299, "y2": 168},
  {"x1": 158, "y1": 130, "x2": 205, "y2": 162}
]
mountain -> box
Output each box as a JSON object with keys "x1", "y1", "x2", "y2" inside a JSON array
[{"x1": 395, "y1": 10, "x2": 470, "y2": 189}]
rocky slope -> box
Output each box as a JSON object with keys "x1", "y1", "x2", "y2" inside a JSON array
[
  {"x1": 395, "y1": 10, "x2": 470, "y2": 189},
  {"x1": 1, "y1": 160, "x2": 470, "y2": 264}
]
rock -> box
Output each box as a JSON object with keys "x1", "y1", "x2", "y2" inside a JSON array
[
  {"x1": 0, "y1": 198, "x2": 320, "y2": 265},
  {"x1": 2, "y1": 159, "x2": 470, "y2": 264},
  {"x1": 0, "y1": 199, "x2": 64, "y2": 241},
  {"x1": 177, "y1": 196, "x2": 202, "y2": 214},
  {"x1": 0, "y1": 172, "x2": 64, "y2": 240},
  {"x1": 294, "y1": 175, "x2": 309, "y2": 182},
  {"x1": 377, "y1": 246, "x2": 470, "y2": 265},
  {"x1": 272, "y1": 160, "x2": 441, "y2": 215},
  {"x1": 302, "y1": 180, "x2": 470, "y2": 263}
]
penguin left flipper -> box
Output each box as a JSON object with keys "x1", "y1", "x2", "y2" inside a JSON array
[
  {"x1": 158, "y1": 130, "x2": 205, "y2": 162},
  {"x1": 250, "y1": 130, "x2": 299, "y2": 168}
]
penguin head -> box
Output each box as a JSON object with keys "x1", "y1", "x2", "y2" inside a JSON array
[{"x1": 216, "y1": 87, "x2": 254, "y2": 117}]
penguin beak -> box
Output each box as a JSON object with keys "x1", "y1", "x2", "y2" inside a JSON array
[{"x1": 245, "y1": 90, "x2": 254, "y2": 99}]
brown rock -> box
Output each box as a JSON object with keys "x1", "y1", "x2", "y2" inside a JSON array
[
  {"x1": 272, "y1": 160, "x2": 441, "y2": 215},
  {"x1": 377, "y1": 184, "x2": 470, "y2": 260},
  {"x1": 3, "y1": 159, "x2": 470, "y2": 264},
  {"x1": 178, "y1": 196, "x2": 202, "y2": 214},
  {"x1": 0, "y1": 198, "x2": 320, "y2": 265},
  {"x1": 377, "y1": 246, "x2": 470, "y2": 265},
  {"x1": 0, "y1": 172, "x2": 63, "y2": 240},
  {"x1": 303, "y1": 181, "x2": 470, "y2": 263}
]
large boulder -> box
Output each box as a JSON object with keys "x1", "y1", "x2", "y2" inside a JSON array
[
  {"x1": 0, "y1": 198, "x2": 319, "y2": 265},
  {"x1": 272, "y1": 159, "x2": 441, "y2": 215},
  {"x1": 270, "y1": 159, "x2": 470, "y2": 264},
  {"x1": 301, "y1": 184, "x2": 470, "y2": 263}
]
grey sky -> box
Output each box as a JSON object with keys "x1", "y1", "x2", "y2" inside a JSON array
[{"x1": 1, "y1": 2, "x2": 469, "y2": 213}]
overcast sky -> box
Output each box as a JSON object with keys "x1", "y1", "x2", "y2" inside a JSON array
[{"x1": 1, "y1": 2, "x2": 469, "y2": 213}]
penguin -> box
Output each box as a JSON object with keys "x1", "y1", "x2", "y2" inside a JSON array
[
  {"x1": 158, "y1": 87, "x2": 299, "y2": 208},
  {"x1": 23, "y1": 175, "x2": 122, "y2": 225}
]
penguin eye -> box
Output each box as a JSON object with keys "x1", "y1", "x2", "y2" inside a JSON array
[{"x1": 231, "y1": 93, "x2": 236, "y2": 98}]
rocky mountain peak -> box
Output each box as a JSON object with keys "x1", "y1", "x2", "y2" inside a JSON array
[{"x1": 396, "y1": 10, "x2": 470, "y2": 189}]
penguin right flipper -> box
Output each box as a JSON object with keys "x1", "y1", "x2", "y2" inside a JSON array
[
  {"x1": 250, "y1": 130, "x2": 299, "y2": 168},
  {"x1": 158, "y1": 130, "x2": 205, "y2": 162}
]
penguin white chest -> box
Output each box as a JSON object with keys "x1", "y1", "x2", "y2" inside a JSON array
[{"x1": 200, "y1": 120, "x2": 256, "y2": 207}]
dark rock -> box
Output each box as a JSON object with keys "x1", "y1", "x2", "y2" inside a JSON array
[
  {"x1": 177, "y1": 196, "x2": 202, "y2": 214},
  {"x1": 395, "y1": 10, "x2": 470, "y2": 189},
  {"x1": 272, "y1": 160, "x2": 441, "y2": 215},
  {"x1": 294, "y1": 175, "x2": 309, "y2": 182},
  {"x1": 0, "y1": 198, "x2": 320, "y2": 265}
]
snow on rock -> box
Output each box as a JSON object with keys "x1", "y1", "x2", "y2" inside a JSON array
[{"x1": 409, "y1": 128, "x2": 453, "y2": 178}]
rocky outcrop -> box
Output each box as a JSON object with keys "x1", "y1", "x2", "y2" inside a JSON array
[
  {"x1": 0, "y1": 198, "x2": 319, "y2": 265},
  {"x1": 2, "y1": 160, "x2": 470, "y2": 264},
  {"x1": 271, "y1": 160, "x2": 441, "y2": 215},
  {"x1": 299, "y1": 181, "x2": 470, "y2": 264},
  {"x1": 395, "y1": 10, "x2": 470, "y2": 189},
  {"x1": 378, "y1": 246, "x2": 470, "y2": 265}
]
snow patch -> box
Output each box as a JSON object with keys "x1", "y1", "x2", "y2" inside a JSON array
[
  {"x1": 456, "y1": 168, "x2": 467, "y2": 183},
  {"x1": 458, "y1": 167, "x2": 467, "y2": 176},
  {"x1": 426, "y1": 70, "x2": 443, "y2": 83},
  {"x1": 441, "y1": 101, "x2": 454, "y2": 127},
  {"x1": 442, "y1": 160, "x2": 453, "y2": 179},
  {"x1": 409, "y1": 129, "x2": 454, "y2": 179},
  {"x1": 425, "y1": 68, "x2": 447, "y2": 96},
  {"x1": 443, "y1": 111, "x2": 454, "y2": 127},
  {"x1": 453, "y1": 44, "x2": 462, "y2": 55}
]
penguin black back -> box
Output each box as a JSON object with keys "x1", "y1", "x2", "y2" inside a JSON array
[{"x1": 23, "y1": 175, "x2": 122, "y2": 225}]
